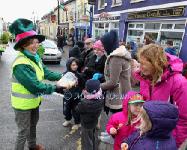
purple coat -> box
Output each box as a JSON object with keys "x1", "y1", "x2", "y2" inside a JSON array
[
  {"x1": 133, "y1": 53, "x2": 187, "y2": 147},
  {"x1": 124, "y1": 101, "x2": 178, "y2": 150}
]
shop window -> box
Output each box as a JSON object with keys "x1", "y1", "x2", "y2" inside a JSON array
[
  {"x1": 145, "y1": 23, "x2": 160, "y2": 30},
  {"x1": 95, "y1": 23, "x2": 98, "y2": 28},
  {"x1": 174, "y1": 24, "x2": 185, "y2": 29},
  {"x1": 160, "y1": 31, "x2": 183, "y2": 53},
  {"x1": 129, "y1": 24, "x2": 135, "y2": 28},
  {"x1": 105, "y1": 23, "x2": 109, "y2": 28},
  {"x1": 160, "y1": 31, "x2": 183, "y2": 40},
  {"x1": 161, "y1": 24, "x2": 173, "y2": 29},
  {"x1": 128, "y1": 30, "x2": 143, "y2": 36},
  {"x1": 111, "y1": 22, "x2": 119, "y2": 29},
  {"x1": 136, "y1": 24, "x2": 143, "y2": 29},
  {"x1": 112, "y1": 0, "x2": 122, "y2": 6},
  {"x1": 98, "y1": 0, "x2": 105, "y2": 9},
  {"x1": 144, "y1": 32, "x2": 158, "y2": 41},
  {"x1": 98, "y1": 23, "x2": 104, "y2": 29}
]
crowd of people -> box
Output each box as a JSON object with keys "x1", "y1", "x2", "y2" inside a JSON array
[{"x1": 9, "y1": 18, "x2": 187, "y2": 150}]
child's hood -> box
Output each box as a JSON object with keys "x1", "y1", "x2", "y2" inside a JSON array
[
  {"x1": 143, "y1": 101, "x2": 178, "y2": 139},
  {"x1": 66, "y1": 57, "x2": 78, "y2": 72},
  {"x1": 122, "y1": 91, "x2": 141, "y2": 115}
]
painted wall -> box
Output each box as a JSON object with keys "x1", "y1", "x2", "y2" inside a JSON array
[
  {"x1": 94, "y1": 0, "x2": 186, "y2": 14},
  {"x1": 0, "y1": 19, "x2": 3, "y2": 37}
]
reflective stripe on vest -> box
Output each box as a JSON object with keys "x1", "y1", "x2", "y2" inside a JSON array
[{"x1": 11, "y1": 52, "x2": 44, "y2": 110}]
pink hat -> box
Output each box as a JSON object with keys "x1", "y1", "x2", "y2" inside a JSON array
[{"x1": 93, "y1": 40, "x2": 105, "y2": 51}]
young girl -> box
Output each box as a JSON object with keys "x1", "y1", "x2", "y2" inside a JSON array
[
  {"x1": 121, "y1": 101, "x2": 178, "y2": 150},
  {"x1": 62, "y1": 57, "x2": 85, "y2": 130},
  {"x1": 106, "y1": 91, "x2": 145, "y2": 150}
]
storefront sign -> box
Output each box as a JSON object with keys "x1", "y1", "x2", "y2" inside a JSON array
[
  {"x1": 80, "y1": 15, "x2": 89, "y2": 22},
  {"x1": 128, "y1": 6, "x2": 185, "y2": 19},
  {"x1": 93, "y1": 15, "x2": 120, "y2": 21}
]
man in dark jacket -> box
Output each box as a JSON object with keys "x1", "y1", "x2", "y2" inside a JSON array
[
  {"x1": 81, "y1": 38, "x2": 95, "y2": 70},
  {"x1": 76, "y1": 80, "x2": 104, "y2": 150}
]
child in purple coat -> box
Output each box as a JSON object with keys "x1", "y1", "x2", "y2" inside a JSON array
[{"x1": 121, "y1": 101, "x2": 178, "y2": 150}]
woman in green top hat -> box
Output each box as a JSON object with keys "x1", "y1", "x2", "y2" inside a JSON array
[{"x1": 9, "y1": 18, "x2": 70, "y2": 150}]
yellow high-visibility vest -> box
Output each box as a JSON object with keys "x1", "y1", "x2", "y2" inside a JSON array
[{"x1": 11, "y1": 52, "x2": 44, "y2": 110}]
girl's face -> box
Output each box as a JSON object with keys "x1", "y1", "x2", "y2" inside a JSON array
[
  {"x1": 70, "y1": 61, "x2": 78, "y2": 71},
  {"x1": 94, "y1": 48, "x2": 104, "y2": 57},
  {"x1": 24, "y1": 39, "x2": 39, "y2": 54},
  {"x1": 129, "y1": 103, "x2": 144, "y2": 116},
  {"x1": 139, "y1": 56, "x2": 155, "y2": 76}
]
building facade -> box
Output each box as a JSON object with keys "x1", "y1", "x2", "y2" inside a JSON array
[
  {"x1": 94, "y1": 0, "x2": 187, "y2": 62},
  {"x1": 75, "y1": 0, "x2": 91, "y2": 41},
  {"x1": 0, "y1": 18, "x2": 3, "y2": 37}
]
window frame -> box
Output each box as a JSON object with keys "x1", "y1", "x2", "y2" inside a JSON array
[
  {"x1": 112, "y1": 0, "x2": 122, "y2": 7},
  {"x1": 130, "y1": 0, "x2": 145, "y2": 4},
  {"x1": 98, "y1": 0, "x2": 105, "y2": 10}
]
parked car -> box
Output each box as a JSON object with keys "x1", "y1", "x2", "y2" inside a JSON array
[{"x1": 41, "y1": 40, "x2": 62, "y2": 64}]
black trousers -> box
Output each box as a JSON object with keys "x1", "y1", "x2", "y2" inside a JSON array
[
  {"x1": 81, "y1": 127, "x2": 98, "y2": 150},
  {"x1": 63, "y1": 97, "x2": 80, "y2": 124}
]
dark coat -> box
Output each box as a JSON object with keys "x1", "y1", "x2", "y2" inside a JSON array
[
  {"x1": 123, "y1": 101, "x2": 178, "y2": 150},
  {"x1": 80, "y1": 48, "x2": 94, "y2": 68},
  {"x1": 76, "y1": 98, "x2": 104, "y2": 129},
  {"x1": 83, "y1": 54, "x2": 106, "y2": 81}
]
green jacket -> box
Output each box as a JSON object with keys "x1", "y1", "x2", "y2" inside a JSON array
[{"x1": 13, "y1": 51, "x2": 62, "y2": 96}]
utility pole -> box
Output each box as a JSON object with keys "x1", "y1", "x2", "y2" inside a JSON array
[{"x1": 57, "y1": 0, "x2": 60, "y2": 25}]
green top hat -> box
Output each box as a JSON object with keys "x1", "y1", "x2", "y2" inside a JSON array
[{"x1": 9, "y1": 18, "x2": 45, "y2": 50}]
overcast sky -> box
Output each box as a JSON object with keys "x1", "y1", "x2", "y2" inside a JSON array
[{"x1": 0, "y1": 0, "x2": 66, "y2": 23}]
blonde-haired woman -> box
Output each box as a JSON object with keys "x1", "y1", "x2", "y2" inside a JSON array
[{"x1": 132, "y1": 44, "x2": 187, "y2": 148}]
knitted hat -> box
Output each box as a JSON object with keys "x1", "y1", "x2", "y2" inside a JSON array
[
  {"x1": 93, "y1": 40, "x2": 105, "y2": 51},
  {"x1": 100, "y1": 30, "x2": 119, "y2": 55},
  {"x1": 9, "y1": 18, "x2": 45, "y2": 50},
  {"x1": 85, "y1": 79, "x2": 100, "y2": 94}
]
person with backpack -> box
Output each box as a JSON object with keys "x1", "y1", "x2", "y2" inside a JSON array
[{"x1": 132, "y1": 44, "x2": 187, "y2": 148}]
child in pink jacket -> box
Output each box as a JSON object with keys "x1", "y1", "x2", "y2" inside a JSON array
[{"x1": 106, "y1": 91, "x2": 145, "y2": 150}]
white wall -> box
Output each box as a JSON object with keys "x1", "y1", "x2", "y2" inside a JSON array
[{"x1": 0, "y1": 18, "x2": 3, "y2": 37}]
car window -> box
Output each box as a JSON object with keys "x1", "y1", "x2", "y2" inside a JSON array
[{"x1": 42, "y1": 40, "x2": 57, "y2": 49}]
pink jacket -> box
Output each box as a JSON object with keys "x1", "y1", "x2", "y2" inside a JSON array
[
  {"x1": 106, "y1": 91, "x2": 139, "y2": 150},
  {"x1": 134, "y1": 53, "x2": 187, "y2": 147}
]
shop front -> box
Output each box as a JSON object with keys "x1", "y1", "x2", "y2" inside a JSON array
[
  {"x1": 122, "y1": 6, "x2": 187, "y2": 61},
  {"x1": 58, "y1": 23, "x2": 69, "y2": 36},
  {"x1": 75, "y1": 23, "x2": 90, "y2": 41},
  {"x1": 93, "y1": 13, "x2": 120, "y2": 39}
]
